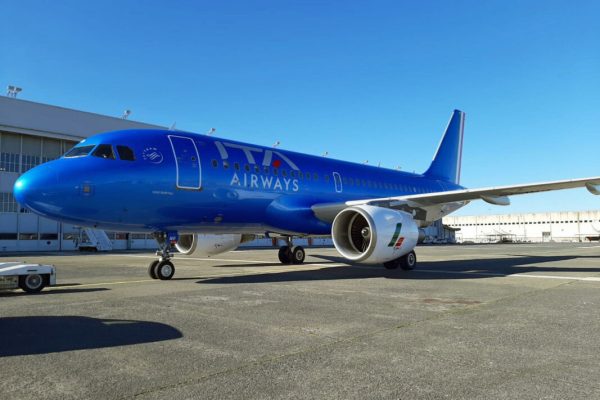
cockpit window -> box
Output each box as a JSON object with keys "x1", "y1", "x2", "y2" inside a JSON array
[
  {"x1": 92, "y1": 144, "x2": 115, "y2": 159},
  {"x1": 116, "y1": 145, "x2": 135, "y2": 161},
  {"x1": 64, "y1": 145, "x2": 95, "y2": 158}
]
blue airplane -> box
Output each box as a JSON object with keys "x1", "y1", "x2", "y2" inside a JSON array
[{"x1": 13, "y1": 110, "x2": 600, "y2": 280}]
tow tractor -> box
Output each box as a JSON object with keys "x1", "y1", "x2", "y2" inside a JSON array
[{"x1": 0, "y1": 262, "x2": 56, "y2": 293}]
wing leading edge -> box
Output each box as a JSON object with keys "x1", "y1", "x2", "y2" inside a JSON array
[{"x1": 312, "y1": 176, "x2": 600, "y2": 223}]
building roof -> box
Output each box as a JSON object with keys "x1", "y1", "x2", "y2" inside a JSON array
[{"x1": 0, "y1": 96, "x2": 165, "y2": 141}]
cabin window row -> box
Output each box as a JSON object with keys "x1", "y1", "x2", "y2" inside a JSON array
[
  {"x1": 211, "y1": 159, "x2": 323, "y2": 181},
  {"x1": 210, "y1": 159, "x2": 438, "y2": 193},
  {"x1": 340, "y1": 176, "x2": 436, "y2": 192}
]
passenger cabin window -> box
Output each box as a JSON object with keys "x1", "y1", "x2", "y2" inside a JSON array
[
  {"x1": 116, "y1": 145, "x2": 135, "y2": 161},
  {"x1": 93, "y1": 144, "x2": 115, "y2": 160},
  {"x1": 64, "y1": 145, "x2": 95, "y2": 158}
]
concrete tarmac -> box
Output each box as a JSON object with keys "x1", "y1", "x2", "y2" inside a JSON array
[{"x1": 1, "y1": 243, "x2": 600, "y2": 399}]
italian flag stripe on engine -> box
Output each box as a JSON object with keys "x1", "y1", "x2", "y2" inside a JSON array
[
  {"x1": 387, "y1": 223, "x2": 403, "y2": 247},
  {"x1": 394, "y1": 237, "x2": 405, "y2": 248}
]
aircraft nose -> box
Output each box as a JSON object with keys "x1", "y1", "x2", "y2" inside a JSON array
[{"x1": 14, "y1": 164, "x2": 59, "y2": 214}]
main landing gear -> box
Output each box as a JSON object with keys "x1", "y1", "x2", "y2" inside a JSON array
[
  {"x1": 278, "y1": 237, "x2": 305, "y2": 265},
  {"x1": 148, "y1": 232, "x2": 176, "y2": 280},
  {"x1": 383, "y1": 250, "x2": 417, "y2": 271}
]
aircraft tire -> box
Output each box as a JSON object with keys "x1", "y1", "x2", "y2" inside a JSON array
[
  {"x1": 156, "y1": 260, "x2": 175, "y2": 280},
  {"x1": 400, "y1": 251, "x2": 417, "y2": 271},
  {"x1": 19, "y1": 274, "x2": 45, "y2": 293},
  {"x1": 278, "y1": 246, "x2": 291, "y2": 264},
  {"x1": 148, "y1": 260, "x2": 159, "y2": 279},
  {"x1": 291, "y1": 246, "x2": 305, "y2": 264}
]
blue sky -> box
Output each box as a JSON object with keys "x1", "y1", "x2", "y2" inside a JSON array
[{"x1": 1, "y1": 0, "x2": 599, "y2": 215}]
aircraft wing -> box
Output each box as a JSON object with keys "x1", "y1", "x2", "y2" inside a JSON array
[{"x1": 312, "y1": 176, "x2": 600, "y2": 223}]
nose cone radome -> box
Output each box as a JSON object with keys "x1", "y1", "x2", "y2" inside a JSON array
[
  {"x1": 13, "y1": 164, "x2": 59, "y2": 215},
  {"x1": 12, "y1": 176, "x2": 27, "y2": 205}
]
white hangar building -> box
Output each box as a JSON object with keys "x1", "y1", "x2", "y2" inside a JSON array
[
  {"x1": 443, "y1": 210, "x2": 600, "y2": 243},
  {"x1": 0, "y1": 96, "x2": 164, "y2": 251}
]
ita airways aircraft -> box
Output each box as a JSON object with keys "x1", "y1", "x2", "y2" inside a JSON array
[{"x1": 13, "y1": 110, "x2": 600, "y2": 280}]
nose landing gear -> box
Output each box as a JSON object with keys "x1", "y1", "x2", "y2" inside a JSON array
[{"x1": 148, "y1": 232, "x2": 176, "y2": 280}]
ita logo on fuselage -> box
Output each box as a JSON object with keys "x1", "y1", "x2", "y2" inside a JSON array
[
  {"x1": 142, "y1": 147, "x2": 164, "y2": 164},
  {"x1": 230, "y1": 172, "x2": 299, "y2": 192},
  {"x1": 215, "y1": 140, "x2": 300, "y2": 192}
]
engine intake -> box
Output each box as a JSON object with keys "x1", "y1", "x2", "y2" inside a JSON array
[{"x1": 332, "y1": 205, "x2": 418, "y2": 264}]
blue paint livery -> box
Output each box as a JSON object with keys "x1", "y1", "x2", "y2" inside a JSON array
[{"x1": 14, "y1": 111, "x2": 466, "y2": 236}]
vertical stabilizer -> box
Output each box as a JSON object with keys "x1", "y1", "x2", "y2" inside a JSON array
[{"x1": 423, "y1": 110, "x2": 465, "y2": 184}]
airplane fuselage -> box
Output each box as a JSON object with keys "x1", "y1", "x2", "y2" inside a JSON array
[{"x1": 14, "y1": 129, "x2": 464, "y2": 235}]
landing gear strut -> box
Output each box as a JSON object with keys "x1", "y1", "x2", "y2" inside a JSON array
[
  {"x1": 148, "y1": 232, "x2": 176, "y2": 280},
  {"x1": 278, "y1": 237, "x2": 305, "y2": 265},
  {"x1": 383, "y1": 250, "x2": 417, "y2": 271}
]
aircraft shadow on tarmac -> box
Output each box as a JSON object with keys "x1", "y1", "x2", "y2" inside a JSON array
[
  {"x1": 198, "y1": 254, "x2": 600, "y2": 284},
  {"x1": 0, "y1": 316, "x2": 183, "y2": 357}
]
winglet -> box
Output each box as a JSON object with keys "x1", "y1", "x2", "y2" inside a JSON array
[{"x1": 423, "y1": 110, "x2": 465, "y2": 184}]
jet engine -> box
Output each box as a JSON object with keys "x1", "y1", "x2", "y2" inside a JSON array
[
  {"x1": 331, "y1": 205, "x2": 418, "y2": 264},
  {"x1": 175, "y1": 234, "x2": 255, "y2": 257}
]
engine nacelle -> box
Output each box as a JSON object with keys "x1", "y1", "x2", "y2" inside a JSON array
[
  {"x1": 175, "y1": 234, "x2": 255, "y2": 257},
  {"x1": 331, "y1": 205, "x2": 419, "y2": 264}
]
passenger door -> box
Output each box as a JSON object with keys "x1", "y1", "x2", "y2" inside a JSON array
[{"x1": 168, "y1": 135, "x2": 201, "y2": 190}]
